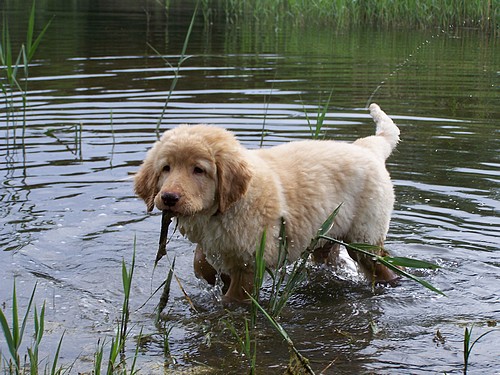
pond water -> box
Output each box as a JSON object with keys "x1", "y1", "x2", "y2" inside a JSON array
[{"x1": 1, "y1": 1, "x2": 499, "y2": 374}]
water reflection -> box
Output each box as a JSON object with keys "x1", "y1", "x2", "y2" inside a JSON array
[{"x1": 1, "y1": 0, "x2": 499, "y2": 373}]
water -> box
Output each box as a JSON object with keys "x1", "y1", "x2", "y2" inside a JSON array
[{"x1": 1, "y1": 1, "x2": 499, "y2": 373}]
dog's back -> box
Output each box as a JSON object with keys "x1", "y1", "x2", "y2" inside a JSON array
[{"x1": 250, "y1": 104, "x2": 400, "y2": 267}]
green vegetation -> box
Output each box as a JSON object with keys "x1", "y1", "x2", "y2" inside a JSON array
[
  {"x1": 463, "y1": 326, "x2": 495, "y2": 375},
  {"x1": 200, "y1": 0, "x2": 496, "y2": 30},
  {"x1": 0, "y1": 1, "x2": 52, "y2": 132},
  {"x1": 0, "y1": 283, "x2": 64, "y2": 374},
  {"x1": 152, "y1": 0, "x2": 199, "y2": 137},
  {"x1": 0, "y1": 249, "x2": 140, "y2": 374},
  {"x1": 225, "y1": 205, "x2": 446, "y2": 373}
]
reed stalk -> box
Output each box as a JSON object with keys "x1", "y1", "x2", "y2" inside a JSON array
[
  {"x1": 153, "y1": 0, "x2": 199, "y2": 136},
  {"x1": 304, "y1": 90, "x2": 334, "y2": 139}
]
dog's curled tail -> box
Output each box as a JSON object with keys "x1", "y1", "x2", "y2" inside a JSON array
[
  {"x1": 370, "y1": 103, "x2": 400, "y2": 150},
  {"x1": 355, "y1": 103, "x2": 400, "y2": 160}
]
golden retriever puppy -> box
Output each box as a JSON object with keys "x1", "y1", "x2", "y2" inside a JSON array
[{"x1": 135, "y1": 103, "x2": 400, "y2": 301}]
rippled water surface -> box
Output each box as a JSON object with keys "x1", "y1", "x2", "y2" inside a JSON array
[{"x1": 1, "y1": 1, "x2": 499, "y2": 373}]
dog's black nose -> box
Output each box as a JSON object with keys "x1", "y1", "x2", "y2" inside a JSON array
[{"x1": 161, "y1": 192, "x2": 180, "y2": 207}]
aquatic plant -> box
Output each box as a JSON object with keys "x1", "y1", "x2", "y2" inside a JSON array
[
  {"x1": 0, "y1": 247, "x2": 141, "y2": 375},
  {"x1": 463, "y1": 325, "x2": 496, "y2": 375},
  {"x1": 0, "y1": 1, "x2": 52, "y2": 131},
  {"x1": 304, "y1": 90, "x2": 334, "y2": 140},
  {"x1": 260, "y1": 204, "x2": 444, "y2": 318},
  {"x1": 225, "y1": 204, "x2": 445, "y2": 373},
  {"x1": 223, "y1": 316, "x2": 257, "y2": 373},
  {"x1": 0, "y1": 282, "x2": 65, "y2": 374},
  {"x1": 94, "y1": 245, "x2": 140, "y2": 375},
  {"x1": 152, "y1": 0, "x2": 200, "y2": 136}
]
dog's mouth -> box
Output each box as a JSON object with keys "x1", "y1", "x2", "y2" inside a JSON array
[
  {"x1": 157, "y1": 205, "x2": 193, "y2": 218},
  {"x1": 159, "y1": 206, "x2": 181, "y2": 216}
]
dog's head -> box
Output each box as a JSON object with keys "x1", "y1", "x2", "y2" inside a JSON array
[{"x1": 134, "y1": 125, "x2": 252, "y2": 215}]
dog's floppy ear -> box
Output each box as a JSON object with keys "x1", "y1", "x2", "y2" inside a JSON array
[
  {"x1": 134, "y1": 157, "x2": 159, "y2": 212},
  {"x1": 216, "y1": 151, "x2": 252, "y2": 213}
]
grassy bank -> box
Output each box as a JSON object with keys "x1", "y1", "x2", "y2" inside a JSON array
[{"x1": 199, "y1": 0, "x2": 496, "y2": 30}]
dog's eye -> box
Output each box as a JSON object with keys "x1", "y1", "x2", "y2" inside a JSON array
[
  {"x1": 193, "y1": 166, "x2": 204, "y2": 175},
  {"x1": 162, "y1": 165, "x2": 170, "y2": 172}
]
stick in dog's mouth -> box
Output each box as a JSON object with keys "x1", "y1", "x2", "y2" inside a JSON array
[{"x1": 155, "y1": 210, "x2": 173, "y2": 266}]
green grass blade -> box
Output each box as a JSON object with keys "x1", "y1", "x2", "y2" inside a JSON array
[
  {"x1": 308, "y1": 204, "x2": 342, "y2": 250},
  {"x1": 317, "y1": 204, "x2": 342, "y2": 237},
  {"x1": 464, "y1": 326, "x2": 471, "y2": 373},
  {"x1": 26, "y1": 1, "x2": 36, "y2": 53},
  {"x1": 346, "y1": 243, "x2": 380, "y2": 252},
  {"x1": 1, "y1": 18, "x2": 13, "y2": 78},
  {"x1": 28, "y1": 16, "x2": 52, "y2": 61},
  {"x1": 314, "y1": 90, "x2": 333, "y2": 138},
  {"x1": 381, "y1": 256, "x2": 441, "y2": 270},
  {"x1": 12, "y1": 281, "x2": 20, "y2": 351},
  {"x1": 93, "y1": 339, "x2": 105, "y2": 375},
  {"x1": 0, "y1": 308, "x2": 16, "y2": 363},
  {"x1": 154, "y1": 0, "x2": 198, "y2": 133},
  {"x1": 246, "y1": 292, "x2": 293, "y2": 346},
  {"x1": 26, "y1": 1, "x2": 53, "y2": 62},
  {"x1": 34, "y1": 302, "x2": 45, "y2": 344},
  {"x1": 222, "y1": 318, "x2": 248, "y2": 356},
  {"x1": 50, "y1": 331, "x2": 65, "y2": 375},
  {"x1": 107, "y1": 335, "x2": 121, "y2": 374},
  {"x1": 246, "y1": 291, "x2": 315, "y2": 374},
  {"x1": 130, "y1": 330, "x2": 143, "y2": 375},
  {"x1": 254, "y1": 229, "x2": 267, "y2": 294},
  {"x1": 465, "y1": 327, "x2": 494, "y2": 371},
  {"x1": 180, "y1": 0, "x2": 199, "y2": 59},
  {"x1": 345, "y1": 242, "x2": 445, "y2": 296},
  {"x1": 268, "y1": 218, "x2": 289, "y2": 312},
  {"x1": 377, "y1": 257, "x2": 446, "y2": 296},
  {"x1": 121, "y1": 257, "x2": 130, "y2": 295}
]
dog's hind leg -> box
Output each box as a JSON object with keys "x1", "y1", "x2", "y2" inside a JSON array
[{"x1": 345, "y1": 241, "x2": 399, "y2": 284}]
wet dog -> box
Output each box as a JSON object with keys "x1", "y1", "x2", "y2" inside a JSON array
[{"x1": 134, "y1": 104, "x2": 400, "y2": 301}]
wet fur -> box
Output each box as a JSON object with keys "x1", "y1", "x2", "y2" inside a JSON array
[{"x1": 135, "y1": 104, "x2": 400, "y2": 301}]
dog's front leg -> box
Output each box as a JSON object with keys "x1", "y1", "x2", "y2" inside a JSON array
[
  {"x1": 224, "y1": 268, "x2": 254, "y2": 302},
  {"x1": 194, "y1": 244, "x2": 217, "y2": 284},
  {"x1": 193, "y1": 245, "x2": 231, "y2": 290}
]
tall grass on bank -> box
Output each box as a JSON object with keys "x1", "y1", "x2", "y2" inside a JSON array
[{"x1": 195, "y1": 0, "x2": 496, "y2": 30}]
